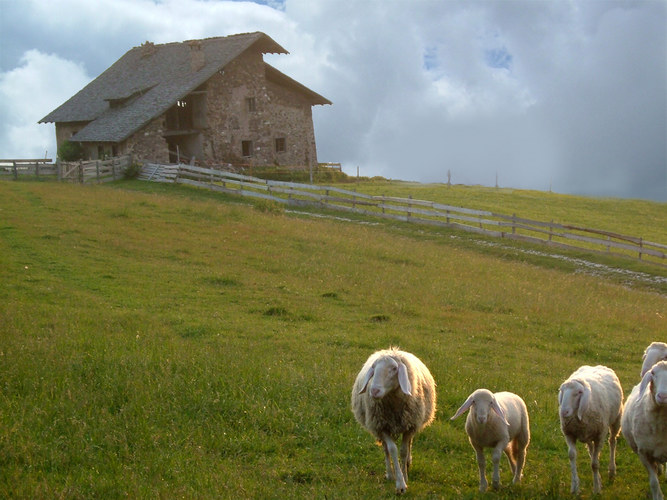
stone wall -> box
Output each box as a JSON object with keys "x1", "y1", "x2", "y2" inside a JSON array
[
  {"x1": 121, "y1": 116, "x2": 170, "y2": 164},
  {"x1": 202, "y1": 50, "x2": 319, "y2": 167}
]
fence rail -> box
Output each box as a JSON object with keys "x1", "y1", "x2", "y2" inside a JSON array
[
  {"x1": 139, "y1": 162, "x2": 667, "y2": 266},
  {"x1": 0, "y1": 159, "x2": 55, "y2": 179},
  {"x1": 1, "y1": 156, "x2": 132, "y2": 183}
]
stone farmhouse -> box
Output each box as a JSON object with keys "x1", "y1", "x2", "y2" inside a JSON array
[{"x1": 40, "y1": 32, "x2": 331, "y2": 167}]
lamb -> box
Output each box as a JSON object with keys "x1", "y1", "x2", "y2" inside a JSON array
[
  {"x1": 641, "y1": 342, "x2": 667, "y2": 378},
  {"x1": 450, "y1": 389, "x2": 530, "y2": 492},
  {"x1": 351, "y1": 347, "x2": 436, "y2": 494},
  {"x1": 622, "y1": 360, "x2": 667, "y2": 500},
  {"x1": 558, "y1": 365, "x2": 623, "y2": 495}
]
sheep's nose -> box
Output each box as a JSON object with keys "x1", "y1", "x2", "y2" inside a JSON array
[
  {"x1": 561, "y1": 408, "x2": 572, "y2": 418},
  {"x1": 656, "y1": 391, "x2": 667, "y2": 405},
  {"x1": 371, "y1": 387, "x2": 381, "y2": 398}
]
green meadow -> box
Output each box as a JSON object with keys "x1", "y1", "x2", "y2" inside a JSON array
[{"x1": 1, "y1": 180, "x2": 665, "y2": 499}]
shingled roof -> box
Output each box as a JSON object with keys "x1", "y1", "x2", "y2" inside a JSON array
[{"x1": 39, "y1": 32, "x2": 330, "y2": 143}]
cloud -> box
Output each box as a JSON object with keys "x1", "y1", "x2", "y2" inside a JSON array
[
  {"x1": 1, "y1": 0, "x2": 664, "y2": 200},
  {"x1": 0, "y1": 50, "x2": 90, "y2": 158}
]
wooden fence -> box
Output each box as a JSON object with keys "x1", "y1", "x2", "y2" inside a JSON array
[
  {"x1": 139, "y1": 162, "x2": 667, "y2": 266},
  {"x1": 0, "y1": 156, "x2": 132, "y2": 184},
  {"x1": 58, "y1": 156, "x2": 132, "y2": 183},
  {"x1": 0, "y1": 159, "x2": 55, "y2": 179}
]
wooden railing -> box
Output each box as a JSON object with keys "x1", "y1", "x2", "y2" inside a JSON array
[
  {"x1": 0, "y1": 159, "x2": 55, "y2": 179},
  {"x1": 139, "y1": 162, "x2": 667, "y2": 266},
  {"x1": 1, "y1": 156, "x2": 132, "y2": 184},
  {"x1": 58, "y1": 156, "x2": 132, "y2": 183}
]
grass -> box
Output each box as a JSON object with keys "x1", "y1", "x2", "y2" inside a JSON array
[
  {"x1": 332, "y1": 180, "x2": 667, "y2": 246},
  {"x1": 0, "y1": 179, "x2": 666, "y2": 499}
]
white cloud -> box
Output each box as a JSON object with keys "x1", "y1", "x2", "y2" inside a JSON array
[{"x1": 0, "y1": 50, "x2": 90, "y2": 158}]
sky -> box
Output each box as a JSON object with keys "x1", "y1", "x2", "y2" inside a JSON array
[{"x1": 1, "y1": 0, "x2": 665, "y2": 201}]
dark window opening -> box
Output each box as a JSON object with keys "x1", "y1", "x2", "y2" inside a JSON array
[
  {"x1": 275, "y1": 137, "x2": 286, "y2": 153},
  {"x1": 242, "y1": 140, "x2": 253, "y2": 157},
  {"x1": 246, "y1": 97, "x2": 256, "y2": 112},
  {"x1": 166, "y1": 98, "x2": 193, "y2": 130}
]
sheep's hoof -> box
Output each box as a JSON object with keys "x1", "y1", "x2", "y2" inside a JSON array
[
  {"x1": 492, "y1": 481, "x2": 500, "y2": 490},
  {"x1": 395, "y1": 482, "x2": 407, "y2": 495}
]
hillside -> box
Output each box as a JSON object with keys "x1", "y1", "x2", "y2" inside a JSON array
[{"x1": 1, "y1": 180, "x2": 665, "y2": 498}]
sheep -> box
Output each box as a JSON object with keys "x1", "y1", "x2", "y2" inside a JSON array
[
  {"x1": 641, "y1": 342, "x2": 667, "y2": 378},
  {"x1": 639, "y1": 342, "x2": 667, "y2": 479},
  {"x1": 351, "y1": 347, "x2": 436, "y2": 494},
  {"x1": 450, "y1": 389, "x2": 530, "y2": 492},
  {"x1": 558, "y1": 365, "x2": 623, "y2": 495},
  {"x1": 622, "y1": 360, "x2": 667, "y2": 500}
]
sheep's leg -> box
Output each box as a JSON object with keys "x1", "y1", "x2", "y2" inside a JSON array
[
  {"x1": 637, "y1": 452, "x2": 664, "y2": 500},
  {"x1": 400, "y1": 431, "x2": 414, "y2": 482},
  {"x1": 491, "y1": 440, "x2": 507, "y2": 490},
  {"x1": 474, "y1": 445, "x2": 488, "y2": 492},
  {"x1": 565, "y1": 434, "x2": 580, "y2": 494},
  {"x1": 381, "y1": 440, "x2": 394, "y2": 481},
  {"x1": 512, "y1": 440, "x2": 526, "y2": 485},
  {"x1": 503, "y1": 443, "x2": 516, "y2": 476},
  {"x1": 382, "y1": 433, "x2": 407, "y2": 494},
  {"x1": 586, "y1": 439, "x2": 603, "y2": 494},
  {"x1": 608, "y1": 432, "x2": 617, "y2": 481},
  {"x1": 608, "y1": 416, "x2": 621, "y2": 480}
]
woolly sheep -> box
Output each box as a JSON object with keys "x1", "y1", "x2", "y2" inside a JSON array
[
  {"x1": 639, "y1": 341, "x2": 667, "y2": 479},
  {"x1": 450, "y1": 389, "x2": 530, "y2": 492},
  {"x1": 641, "y1": 342, "x2": 667, "y2": 378},
  {"x1": 622, "y1": 360, "x2": 667, "y2": 500},
  {"x1": 558, "y1": 365, "x2": 623, "y2": 495},
  {"x1": 351, "y1": 347, "x2": 436, "y2": 494}
]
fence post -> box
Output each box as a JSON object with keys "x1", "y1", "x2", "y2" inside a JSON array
[
  {"x1": 12, "y1": 161, "x2": 17, "y2": 180},
  {"x1": 407, "y1": 195, "x2": 412, "y2": 221},
  {"x1": 35, "y1": 161, "x2": 40, "y2": 179},
  {"x1": 549, "y1": 220, "x2": 553, "y2": 242},
  {"x1": 639, "y1": 238, "x2": 643, "y2": 260},
  {"x1": 512, "y1": 214, "x2": 516, "y2": 235},
  {"x1": 96, "y1": 160, "x2": 101, "y2": 183},
  {"x1": 57, "y1": 159, "x2": 62, "y2": 181},
  {"x1": 78, "y1": 161, "x2": 83, "y2": 184}
]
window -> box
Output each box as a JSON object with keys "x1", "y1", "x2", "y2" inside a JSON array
[
  {"x1": 275, "y1": 137, "x2": 286, "y2": 153},
  {"x1": 242, "y1": 140, "x2": 253, "y2": 157},
  {"x1": 246, "y1": 97, "x2": 256, "y2": 112}
]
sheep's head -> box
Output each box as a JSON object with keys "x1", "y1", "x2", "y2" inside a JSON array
[
  {"x1": 358, "y1": 356, "x2": 412, "y2": 399},
  {"x1": 641, "y1": 342, "x2": 667, "y2": 378},
  {"x1": 450, "y1": 389, "x2": 509, "y2": 426},
  {"x1": 639, "y1": 360, "x2": 667, "y2": 407},
  {"x1": 558, "y1": 379, "x2": 591, "y2": 421}
]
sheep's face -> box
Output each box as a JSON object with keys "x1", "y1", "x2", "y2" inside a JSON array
[
  {"x1": 471, "y1": 396, "x2": 493, "y2": 425},
  {"x1": 558, "y1": 381, "x2": 584, "y2": 420},
  {"x1": 643, "y1": 361, "x2": 667, "y2": 407},
  {"x1": 641, "y1": 343, "x2": 667, "y2": 378},
  {"x1": 361, "y1": 356, "x2": 412, "y2": 399}
]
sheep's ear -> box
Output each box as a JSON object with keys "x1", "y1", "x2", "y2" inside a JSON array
[
  {"x1": 491, "y1": 398, "x2": 510, "y2": 426},
  {"x1": 451, "y1": 394, "x2": 474, "y2": 420},
  {"x1": 358, "y1": 365, "x2": 375, "y2": 394},
  {"x1": 577, "y1": 383, "x2": 591, "y2": 420},
  {"x1": 639, "y1": 369, "x2": 653, "y2": 399},
  {"x1": 397, "y1": 361, "x2": 412, "y2": 396},
  {"x1": 558, "y1": 387, "x2": 563, "y2": 406}
]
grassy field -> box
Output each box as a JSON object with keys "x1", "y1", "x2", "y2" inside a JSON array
[
  {"x1": 1, "y1": 179, "x2": 665, "y2": 499},
  {"x1": 330, "y1": 180, "x2": 667, "y2": 247}
]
